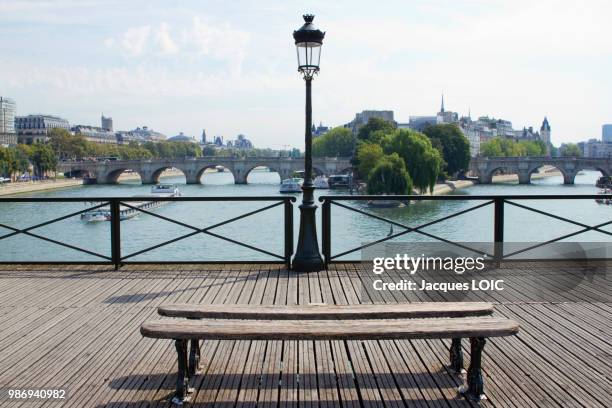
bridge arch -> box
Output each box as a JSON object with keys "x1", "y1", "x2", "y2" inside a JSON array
[
  {"x1": 145, "y1": 166, "x2": 187, "y2": 184},
  {"x1": 484, "y1": 166, "x2": 520, "y2": 184},
  {"x1": 194, "y1": 164, "x2": 236, "y2": 185},
  {"x1": 104, "y1": 168, "x2": 144, "y2": 184},
  {"x1": 62, "y1": 168, "x2": 93, "y2": 179},
  {"x1": 245, "y1": 165, "x2": 284, "y2": 184},
  {"x1": 525, "y1": 164, "x2": 567, "y2": 185}
]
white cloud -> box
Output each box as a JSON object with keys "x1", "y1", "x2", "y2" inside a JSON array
[
  {"x1": 103, "y1": 37, "x2": 114, "y2": 48},
  {"x1": 121, "y1": 25, "x2": 151, "y2": 56},
  {"x1": 181, "y1": 17, "x2": 250, "y2": 70},
  {"x1": 156, "y1": 22, "x2": 178, "y2": 55}
]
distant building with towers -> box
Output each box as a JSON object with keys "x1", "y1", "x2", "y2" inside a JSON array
[
  {"x1": 0, "y1": 97, "x2": 17, "y2": 146},
  {"x1": 101, "y1": 114, "x2": 113, "y2": 132},
  {"x1": 603, "y1": 124, "x2": 612, "y2": 143}
]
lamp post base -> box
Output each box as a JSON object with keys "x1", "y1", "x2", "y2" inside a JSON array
[{"x1": 292, "y1": 199, "x2": 325, "y2": 273}]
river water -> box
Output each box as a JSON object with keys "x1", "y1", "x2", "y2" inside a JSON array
[{"x1": 1, "y1": 169, "x2": 610, "y2": 262}]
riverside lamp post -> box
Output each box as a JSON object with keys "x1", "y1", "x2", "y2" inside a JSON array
[{"x1": 291, "y1": 14, "x2": 325, "y2": 272}]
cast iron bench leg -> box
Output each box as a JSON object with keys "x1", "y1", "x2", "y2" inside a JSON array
[
  {"x1": 189, "y1": 339, "x2": 201, "y2": 376},
  {"x1": 172, "y1": 339, "x2": 190, "y2": 406},
  {"x1": 449, "y1": 338, "x2": 464, "y2": 373},
  {"x1": 459, "y1": 337, "x2": 486, "y2": 401}
]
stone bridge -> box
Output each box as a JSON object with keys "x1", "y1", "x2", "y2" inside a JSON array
[
  {"x1": 469, "y1": 156, "x2": 611, "y2": 184},
  {"x1": 58, "y1": 157, "x2": 353, "y2": 184}
]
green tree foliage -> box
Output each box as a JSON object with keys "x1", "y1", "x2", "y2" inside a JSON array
[
  {"x1": 29, "y1": 143, "x2": 58, "y2": 176},
  {"x1": 356, "y1": 143, "x2": 384, "y2": 179},
  {"x1": 480, "y1": 137, "x2": 547, "y2": 157},
  {"x1": 422, "y1": 124, "x2": 470, "y2": 176},
  {"x1": 384, "y1": 129, "x2": 442, "y2": 193},
  {"x1": 559, "y1": 143, "x2": 582, "y2": 157},
  {"x1": 202, "y1": 145, "x2": 216, "y2": 156},
  {"x1": 357, "y1": 117, "x2": 397, "y2": 143},
  {"x1": 367, "y1": 153, "x2": 413, "y2": 195},
  {"x1": 312, "y1": 127, "x2": 354, "y2": 157}
]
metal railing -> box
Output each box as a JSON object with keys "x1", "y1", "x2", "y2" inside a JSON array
[
  {"x1": 0, "y1": 196, "x2": 295, "y2": 269},
  {"x1": 320, "y1": 194, "x2": 612, "y2": 264}
]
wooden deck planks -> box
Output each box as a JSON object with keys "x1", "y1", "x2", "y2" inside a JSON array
[{"x1": 0, "y1": 262, "x2": 609, "y2": 408}]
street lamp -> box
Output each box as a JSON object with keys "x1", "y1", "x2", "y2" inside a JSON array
[{"x1": 292, "y1": 14, "x2": 325, "y2": 272}]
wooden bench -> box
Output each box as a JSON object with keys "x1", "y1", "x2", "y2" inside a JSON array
[{"x1": 141, "y1": 303, "x2": 518, "y2": 405}]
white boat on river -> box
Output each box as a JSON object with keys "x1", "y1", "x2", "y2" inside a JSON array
[
  {"x1": 279, "y1": 178, "x2": 303, "y2": 193},
  {"x1": 81, "y1": 184, "x2": 181, "y2": 222}
]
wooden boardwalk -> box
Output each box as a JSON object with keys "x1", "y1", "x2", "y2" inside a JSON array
[{"x1": 0, "y1": 262, "x2": 610, "y2": 407}]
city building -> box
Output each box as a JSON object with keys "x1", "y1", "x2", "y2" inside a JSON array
[
  {"x1": 0, "y1": 97, "x2": 16, "y2": 134},
  {"x1": 71, "y1": 125, "x2": 117, "y2": 144},
  {"x1": 226, "y1": 134, "x2": 253, "y2": 149},
  {"x1": 0, "y1": 97, "x2": 17, "y2": 146},
  {"x1": 14, "y1": 114, "x2": 70, "y2": 144},
  {"x1": 312, "y1": 122, "x2": 330, "y2": 138},
  {"x1": 101, "y1": 114, "x2": 113, "y2": 132},
  {"x1": 578, "y1": 139, "x2": 612, "y2": 158},
  {"x1": 213, "y1": 136, "x2": 224, "y2": 147},
  {"x1": 167, "y1": 132, "x2": 196, "y2": 142},
  {"x1": 404, "y1": 116, "x2": 437, "y2": 131},
  {"x1": 603, "y1": 124, "x2": 612, "y2": 143},
  {"x1": 344, "y1": 110, "x2": 395, "y2": 134},
  {"x1": 116, "y1": 126, "x2": 166, "y2": 144},
  {"x1": 436, "y1": 95, "x2": 459, "y2": 124},
  {"x1": 201, "y1": 129, "x2": 207, "y2": 144}
]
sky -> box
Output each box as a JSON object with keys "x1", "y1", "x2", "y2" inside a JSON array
[{"x1": 1, "y1": 0, "x2": 610, "y2": 149}]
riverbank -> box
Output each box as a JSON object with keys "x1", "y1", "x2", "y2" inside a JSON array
[
  {"x1": 427, "y1": 168, "x2": 562, "y2": 196},
  {"x1": 0, "y1": 178, "x2": 83, "y2": 196}
]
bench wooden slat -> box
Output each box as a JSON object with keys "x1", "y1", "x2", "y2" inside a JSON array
[
  {"x1": 157, "y1": 302, "x2": 494, "y2": 320},
  {"x1": 141, "y1": 317, "x2": 518, "y2": 341}
]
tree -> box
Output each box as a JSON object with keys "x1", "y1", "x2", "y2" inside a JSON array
[
  {"x1": 559, "y1": 143, "x2": 582, "y2": 157},
  {"x1": 202, "y1": 145, "x2": 216, "y2": 156},
  {"x1": 422, "y1": 124, "x2": 470, "y2": 177},
  {"x1": 367, "y1": 153, "x2": 413, "y2": 195},
  {"x1": 356, "y1": 143, "x2": 384, "y2": 179},
  {"x1": 384, "y1": 129, "x2": 442, "y2": 193},
  {"x1": 357, "y1": 117, "x2": 396, "y2": 143},
  {"x1": 480, "y1": 137, "x2": 547, "y2": 157},
  {"x1": 29, "y1": 144, "x2": 57, "y2": 177},
  {"x1": 312, "y1": 127, "x2": 354, "y2": 157}
]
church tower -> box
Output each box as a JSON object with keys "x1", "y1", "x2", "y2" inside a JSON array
[
  {"x1": 540, "y1": 117, "x2": 551, "y2": 156},
  {"x1": 201, "y1": 129, "x2": 207, "y2": 144}
]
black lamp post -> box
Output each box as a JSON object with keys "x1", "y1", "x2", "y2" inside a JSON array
[{"x1": 292, "y1": 14, "x2": 325, "y2": 272}]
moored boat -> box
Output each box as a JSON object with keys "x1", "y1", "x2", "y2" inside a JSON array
[
  {"x1": 328, "y1": 174, "x2": 351, "y2": 189},
  {"x1": 313, "y1": 176, "x2": 329, "y2": 189},
  {"x1": 279, "y1": 178, "x2": 303, "y2": 193},
  {"x1": 81, "y1": 184, "x2": 180, "y2": 222}
]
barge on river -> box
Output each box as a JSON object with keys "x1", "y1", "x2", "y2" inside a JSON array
[{"x1": 81, "y1": 184, "x2": 180, "y2": 222}]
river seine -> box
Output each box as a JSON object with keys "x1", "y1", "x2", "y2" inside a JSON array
[{"x1": 1, "y1": 169, "x2": 609, "y2": 262}]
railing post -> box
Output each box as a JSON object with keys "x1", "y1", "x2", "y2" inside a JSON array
[
  {"x1": 322, "y1": 198, "x2": 331, "y2": 266},
  {"x1": 493, "y1": 197, "x2": 504, "y2": 263},
  {"x1": 110, "y1": 199, "x2": 121, "y2": 270},
  {"x1": 284, "y1": 199, "x2": 293, "y2": 268}
]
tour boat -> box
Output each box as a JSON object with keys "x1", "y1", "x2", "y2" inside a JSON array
[
  {"x1": 81, "y1": 184, "x2": 180, "y2": 222},
  {"x1": 595, "y1": 188, "x2": 612, "y2": 205},
  {"x1": 313, "y1": 176, "x2": 329, "y2": 189},
  {"x1": 367, "y1": 195, "x2": 405, "y2": 208},
  {"x1": 279, "y1": 178, "x2": 303, "y2": 193},
  {"x1": 328, "y1": 174, "x2": 351, "y2": 189}
]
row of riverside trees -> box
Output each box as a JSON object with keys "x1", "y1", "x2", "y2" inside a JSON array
[
  {"x1": 0, "y1": 144, "x2": 57, "y2": 180},
  {"x1": 49, "y1": 128, "x2": 202, "y2": 161},
  {"x1": 479, "y1": 137, "x2": 581, "y2": 158},
  {"x1": 312, "y1": 118, "x2": 471, "y2": 194},
  {"x1": 0, "y1": 128, "x2": 203, "y2": 180}
]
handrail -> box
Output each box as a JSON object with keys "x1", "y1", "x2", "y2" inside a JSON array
[
  {"x1": 0, "y1": 196, "x2": 295, "y2": 269},
  {"x1": 0, "y1": 196, "x2": 297, "y2": 203},
  {"x1": 320, "y1": 194, "x2": 612, "y2": 201},
  {"x1": 320, "y1": 194, "x2": 612, "y2": 264}
]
